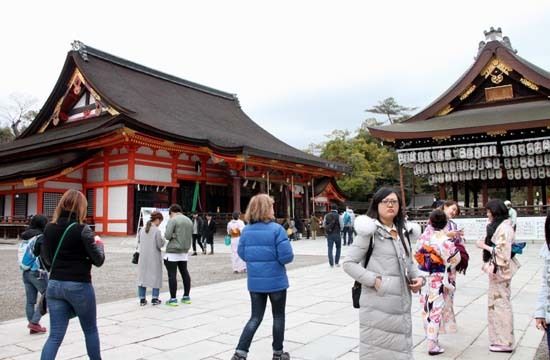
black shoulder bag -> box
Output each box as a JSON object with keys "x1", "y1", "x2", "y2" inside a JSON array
[{"x1": 352, "y1": 235, "x2": 374, "y2": 309}]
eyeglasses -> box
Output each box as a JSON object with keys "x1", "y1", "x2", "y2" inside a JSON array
[{"x1": 380, "y1": 199, "x2": 399, "y2": 206}]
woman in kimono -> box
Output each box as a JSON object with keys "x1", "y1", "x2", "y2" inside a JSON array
[
  {"x1": 227, "y1": 211, "x2": 246, "y2": 273},
  {"x1": 476, "y1": 199, "x2": 520, "y2": 353}
]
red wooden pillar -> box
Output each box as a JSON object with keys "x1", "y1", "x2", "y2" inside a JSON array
[
  {"x1": 439, "y1": 183, "x2": 446, "y2": 200},
  {"x1": 232, "y1": 176, "x2": 241, "y2": 213},
  {"x1": 37, "y1": 183, "x2": 44, "y2": 215},
  {"x1": 304, "y1": 184, "x2": 310, "y2": 219},
  {"x1": 527, "y1": 181, "x2": 534, "y2": 214}
]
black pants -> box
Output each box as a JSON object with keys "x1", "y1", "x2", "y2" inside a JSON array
[
  {"x1": 164, "y1": 259, "x2": 191, "y2": 299},
  {"x1": 192, "y1": 234, "x2": 204, "y2": 252}
]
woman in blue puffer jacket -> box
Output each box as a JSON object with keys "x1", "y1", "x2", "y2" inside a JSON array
[{"x1": 232, "y1": 194, "x2": 294, "y2": 360}]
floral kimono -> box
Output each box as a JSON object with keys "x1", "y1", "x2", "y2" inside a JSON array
[
  {"x1": 415, "y1": 225, "x2": 460, "y2": 353},
  {"x1": 481, "y1": 219, "x2": 520, "y2": 348}
]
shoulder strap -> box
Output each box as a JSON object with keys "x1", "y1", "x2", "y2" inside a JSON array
[
  {"x1": 363, "y1": 235, "x2": 375, "y2": 268},
  {"x1": 51, "y1": 222, "x2": 77, "y2": 271}
]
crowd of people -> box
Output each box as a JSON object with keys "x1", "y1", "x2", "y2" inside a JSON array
[{"x1": 16, "y1": 187, "x2": 550, "y2": 359}]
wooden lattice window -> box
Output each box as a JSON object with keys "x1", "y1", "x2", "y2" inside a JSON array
[
  {"x1": 86, "y1": 188, "x2": 94, "y2": 218},
  {"x1": 14, "y1": 193, "x2": 28, "y2": 218},
  {"x1": 43, "y1": 192, "x2": 63, "y2": 218}
]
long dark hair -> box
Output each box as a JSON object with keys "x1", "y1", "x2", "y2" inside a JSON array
[
  {"x1": 545, "y1": 211, "x2": 550, "y2": 251},
  {"x1": 367, "y1": 187, "x2": 409, "y2": 256},
  {"x1": 483, "y1": 199, "x2": 509, "y2": 262}
]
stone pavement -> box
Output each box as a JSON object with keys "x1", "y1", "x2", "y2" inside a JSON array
[{"x1": 0, "y1": 238, "x2": 545, "y2": 360}]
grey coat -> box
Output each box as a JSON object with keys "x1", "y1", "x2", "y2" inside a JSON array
[
  {"x1": 137, "y1": 225, "x2": 166, "y2": 288},
  {"x1": 343, "y1": 215, "x2": 421, "y2": 360}
]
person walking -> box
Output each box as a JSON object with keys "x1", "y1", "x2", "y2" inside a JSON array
[
  {"x1": 227, "y1": 211, "x2": 246, "y2": 273},
  {"x1": 505, "y1": 200, "x2": 517, "y2": 231},
  {"x1": 164, "y1": 204, "x2": 193, "y2": 306},
  {"x1": 40, "y1": 189, "x2": 105, "y2": 360},
  {"x1": 137, "y1": 211, "x2": 165, "y2": 306},
  {"x1": 343, "y1": 187, "x2": 423, "y2": 359},
  {"x1": 310, "y1": 214, "x2": 319, "y2": 240},
  {"x1": 414, "y1": 209, "x2": 461, "y2": 356},
  {"x1": 535, "y1": 211, "x2": 550, "y2": 351},
  {"x1": 231, "y1": 194, "x2": 294, "y2": 360},
  {"x1": 190, "y1": 211, "x2": 205, "y2": 255},
  {"x1": 18, "y1": 214, "x2": 49, "y2": 334},
  {"x1": 476, "y1": 199, "x2": 520, "y2": 353},
  {"x1": 202, "y1": 213, "x2": 217, "y2": 254},
  {"x1": 323, "y1": 204, "x2": 341, "y2": 267}
]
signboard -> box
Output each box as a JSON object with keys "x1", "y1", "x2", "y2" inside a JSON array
[
  {"x1": 137, "y1": 207, "x2": 170, "y2": 236},
  {"x1": 453, "y1": 216, "x2": 546, "y2": 242}
]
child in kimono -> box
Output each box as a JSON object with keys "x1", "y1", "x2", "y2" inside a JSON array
[{"x1": 415, "y1": 209, "x2": 461, "y2": 356}]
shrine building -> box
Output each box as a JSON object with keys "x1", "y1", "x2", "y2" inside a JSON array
[
  {"x1": 368, "y1": 28, "x2": 550, "y2": 211},
  {"x1": 0, "y1": 41, "x2": 348, "y2": 235}
]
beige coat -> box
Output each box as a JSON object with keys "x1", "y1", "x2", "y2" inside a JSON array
[
  {"x1": 343, "y1": 215, "x2": 421, "y2": 360},
  {"x1": 137, "y1": 225, "x2": 166, "y2": 288}
]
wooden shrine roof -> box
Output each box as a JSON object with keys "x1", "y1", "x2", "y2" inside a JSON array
[
  {"x1": 368, "y1": 33, "x2": 550, "y2": 141},
  {"x1": 10, "y1": 42, "x2": 348, "y2": 174}
]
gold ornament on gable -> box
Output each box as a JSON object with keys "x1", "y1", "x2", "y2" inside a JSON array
[
  {"x1": 459, "y1": 84, "x2": 476, "y2": 101},
  {"x1": 520, "y1": 77, "x2": 539, "y2": 91}
]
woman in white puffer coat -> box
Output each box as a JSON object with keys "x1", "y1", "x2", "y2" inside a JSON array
[{"x1": 343, "y1": 187, "x2": 423, "y2": 360}]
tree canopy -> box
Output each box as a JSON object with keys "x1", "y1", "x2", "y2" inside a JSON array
[
  {"x1": 0, "y1": 93, "x2": 38, "y2": 138},
  {"x1": 365, "y1": 97, "x2": 416, "y2": 124}
]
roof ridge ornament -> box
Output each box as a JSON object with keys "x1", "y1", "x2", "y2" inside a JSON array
[
  {"x1": 477, "y1": 27, "x2": 517, "y2": 58},
  {"x1": 71, "y1": 40, "x2": 89, "y2": 61}
]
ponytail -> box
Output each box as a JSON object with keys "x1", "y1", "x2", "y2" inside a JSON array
[{"x1": 145, "y1": 220, "x2": 152, "y2": 233}]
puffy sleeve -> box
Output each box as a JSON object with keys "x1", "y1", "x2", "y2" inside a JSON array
[
  {"x1": 275, "y1": 225, "x2": 294, "y2": 265},
  {"x1": 491, "y1": 222, "x2": 519, "y2": 281},
  {"x1": 81, "y1": 225, "x2": 105, "y2": 267},
  {"x1": 155, "y1": 228, "x2": 166, "y2": 250},
  {"x1": 343, "y1": 215, "x2": 378, "y2": 287}
]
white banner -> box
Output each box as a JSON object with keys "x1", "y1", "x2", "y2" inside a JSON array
[
  {"x1": 453, "y1": 216, "x2": 546, "y2": 242},
  {"x1": 138, "y1": 207, "x2": 170, "y2": 237}
]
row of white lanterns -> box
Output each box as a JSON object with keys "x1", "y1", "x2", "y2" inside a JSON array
[{"x1": 427, "y1": 167, "x2": 550, "y2": 184}]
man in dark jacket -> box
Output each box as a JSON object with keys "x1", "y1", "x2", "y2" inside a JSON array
[
  {"x1": 323, "y1": 204, "x2": 342, "y2": 267},
  {"x1": 190, "y1": 211, "x2": 205, "y2": 255}
]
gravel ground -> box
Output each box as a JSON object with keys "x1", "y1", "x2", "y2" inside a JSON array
[{"x1": 0, "y1": 238, "x2": 326, "y2": 322}]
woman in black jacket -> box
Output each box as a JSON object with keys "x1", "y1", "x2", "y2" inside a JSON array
[{"x1": 41, "y1": 189, "x2": 105, "y2": 360}]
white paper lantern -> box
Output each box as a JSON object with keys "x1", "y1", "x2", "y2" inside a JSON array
[
  {"x1": 506, "y1": 169, "x2": 514, "y2": 180},
  {"x1": 488, "y1": 169, "x2": 495, "y2": 180},
  {"x1": 414, "y1": 164, "x2": 422, "y2": 175},
  {"x1": 409, "y1": 151, "x2": 416, "y2": 162},
  {"x1": 481, "y1": 146, "x2": 488, "y2": 157},
  {"x1": 424, "y1": 151, "x2": 431, "y2": 162},
  {"x1": 452, "y1": 173, "x2": 459, "y2": 182},
  {"x1": 527, "y1": 142, "x2": 535, "y2": 155},
  {"x1": 502, "y1": 145, "x2": 510, "y2": 157},
  {"x1": 445, "y1": 173, "x2": 452, "y2": 182},
  {"x1": 442, "y1": 162, "x2": 449, "y2": 172},
  {"x1": 398, "y1": 153, "x2": 404, "y2": 164},
  {"x1": 458, "y1": 173, "x2": 464, "y2": 181},
  {"x1": 470, "y1": 159, "x2": 476, "y2": 170},
  {"x1": 489, "y1": 145, "x2": 497, "y2": 157},
  {"x1": 493, "y1": 158, "x2": 500, "y2": 169},
  {"x1": 477, "y1": 159, "x2": 484, "y2": 170},
  {"x1": 536, "y1": 155, "x2": 543, "y2": 167},
  {"x1": 531, "y1": 168, "x2": 538, "y2": 179},
  {"x1": 474, "y1": 147, "x2": 482, "y2": 158},
  {"x1": 528, "y1": 156, "x2": 535, "y2": 167},
  {"x1": 522, "y1": 168, "x2": 530, "y2": 179},
  {"x1": 545, "y1": 154, "x2": 550, "y2": 166},
  {"x1": 438, "y1": 174, "x2": 444, "y2": 183},
  {"x1": 417, "y1": 151, "x2": 424, "y2": 163},
  {"x1": 514, "y1": 168, "x2": 522, "y2": 180},
  {"x1": 435, "y1": 163, "x2": 442, "y2": 173},
  {"x1": 504, "y1": 158, "x2": 512, "y2": 169},
  {"x1": 485, "y1": 158, "x2": 492, "y2": 169},
  {"x1": 466, "y1": 147, "x2": 474, "y2": 159},
  {"x1": 535, "y1": 142, "x2": 543, "y2": 154},
  {"x1": 429, "y1": 163, "x2": 436, "y2": 173},
  {"x1": 539, "y1": 167, "x2": 546, "y2": 179},
  {"x1": 495, "y1": 169, "x2": 503, "y2": 179},
  {"x1": 465, "y1": 172, "x2": 472, "y2": 180},
  {"x1": 449, "y1": 161, "x2": 456, "y2": 172},
  {"x1": 512, "y1": 157, "x2": 519, "y2": 168},
  {"x1": 518, "y1": 143, "x2": 526, "y2": 156},
  {"x1": 456, "y1": 161, "x2": 463, "y2": 172},
  {"x1": 432, "y1": 150, "x2": 438, "y2": 161},
  {"x1": 473, "y1": 170, "x2": 480, "y2": 179},
  {"x1": 547, "y1": 167, "x2": 550, "y2": 177},
  {"x1": 444, "y1": 149, "x2": 452, "y2": 160},
  {"x1": 422, "y1": 164, "x2": 429, "y2": 175},
  {"x1": 543, "y1": 139, "x2": 550, "y2": 152},
  {"x1": 480, "y1": 170, "x2": 487, "y2": 180},
  {"x1": 459, "y1": 148, "x2": 466, "y2": 159},
  {"x1": 510, "y1": 144, "x2": 518, "y2": 157},
  {"x1": 438, "y1": 150, "x2": 444, "y2": 161},
  {"x1": 520, "y1": 157, "x2": 528, "y2": 169}
]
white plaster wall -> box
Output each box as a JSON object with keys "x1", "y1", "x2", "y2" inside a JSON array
[
  {"x1": 66, "y1": 168, "x2": 83, "y2": 179},
  {"x1": 135, "y1": 165, "x2": 171, "y2": 182},
  {"x1": 156, "y1": 149, "x2": 171, "y2": 158},
  {"x1": 28, "y1": 193, "x2": 37, "y2": 215},
  {"x1": 94, "y1": 223, "x2": 103, "y2": 232},
  {"x1": 108, "y1": 186, "x2": 127, "y2": 219},
  {"x1": 44, "y1": 181, "x2": 82, "y2": 190},
  {"x1": 87, "y1": 168, "x2": 104, "y2": 183},
  {"x1": 95, "y1": 188, "x2": 104, "y2": 217},
  {"x1": 109, "y1": 165, "x2": 128, "y2": 181},
  {"x1": 137, "y1": 146, "x2": 153, "y2": 155},
  {"x1": 4, "y1": 195, "x2": 12, "y2": 216},
  {"x1": 16, "y1": 184, "x2": 37, "y2": 190},
  {"x1": 0, "y1": 186, "x2": 11, "y2": 191},
  {"x1": 107, "y1": 223, "x2": 126, "y2": 233}
]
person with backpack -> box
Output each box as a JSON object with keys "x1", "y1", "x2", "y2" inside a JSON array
[
  {"x1": 343, "y1": 187, "x2": 424, "y2": 359},
  {"x1": 476, "y1": 199, "x2": 520, "y2": 353},
  {"x1": 19, "y1": 214, "x2": 49, "y2": 334},
  {"x1": 323, "y1": 204, "x2": 342, "y2": 267},
  {"x1": 342, "y1": 208, "x2": 355, "y2": 246}
]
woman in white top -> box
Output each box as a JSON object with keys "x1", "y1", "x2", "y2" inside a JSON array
[{"x1": 227, "y1": 211, "x2": 246, "y2": 273}]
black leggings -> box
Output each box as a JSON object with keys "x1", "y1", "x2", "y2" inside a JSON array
[
  {"x1": 164, "y1": 260, "x2": 191, "y2": 299},
  {"x1": 192, "y1": 234, "x2": 204, "y2": 252}
]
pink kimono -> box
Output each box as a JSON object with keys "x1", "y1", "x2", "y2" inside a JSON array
[{"x1": 481, "y1": 219, "x2": 520, "y2": 348}]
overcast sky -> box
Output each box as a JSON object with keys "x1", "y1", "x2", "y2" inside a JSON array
[{"x1": 1, "y1": 1, "x2": 549, "y2": 149}]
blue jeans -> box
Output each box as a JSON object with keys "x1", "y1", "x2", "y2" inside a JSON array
[
  {"x1": 236, "y1": 290, "x2": 287, "y2": 353},
  {"x1": 138, "y1": 286, "x2": 160, "y2": 299},
  {"x1": 41, "y1": 280, "x2": 101, "y2": 360},
  {"x1": 22, "y1": 270, "x2": 48, "y2": 324},
  {"x1": 342, "y1": 226, "x2": 354, "y2": 245},
  {"x1": 326, "y1": 233, "x2": 341, "y2": 266}
]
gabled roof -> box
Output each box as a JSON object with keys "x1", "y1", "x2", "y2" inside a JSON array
[
  {"x1": 13, "y1": 41, "x2": 348, "y2": 173},
  {"x1": 368, "y1": 31, "x2": 550, "y2": 141}
]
